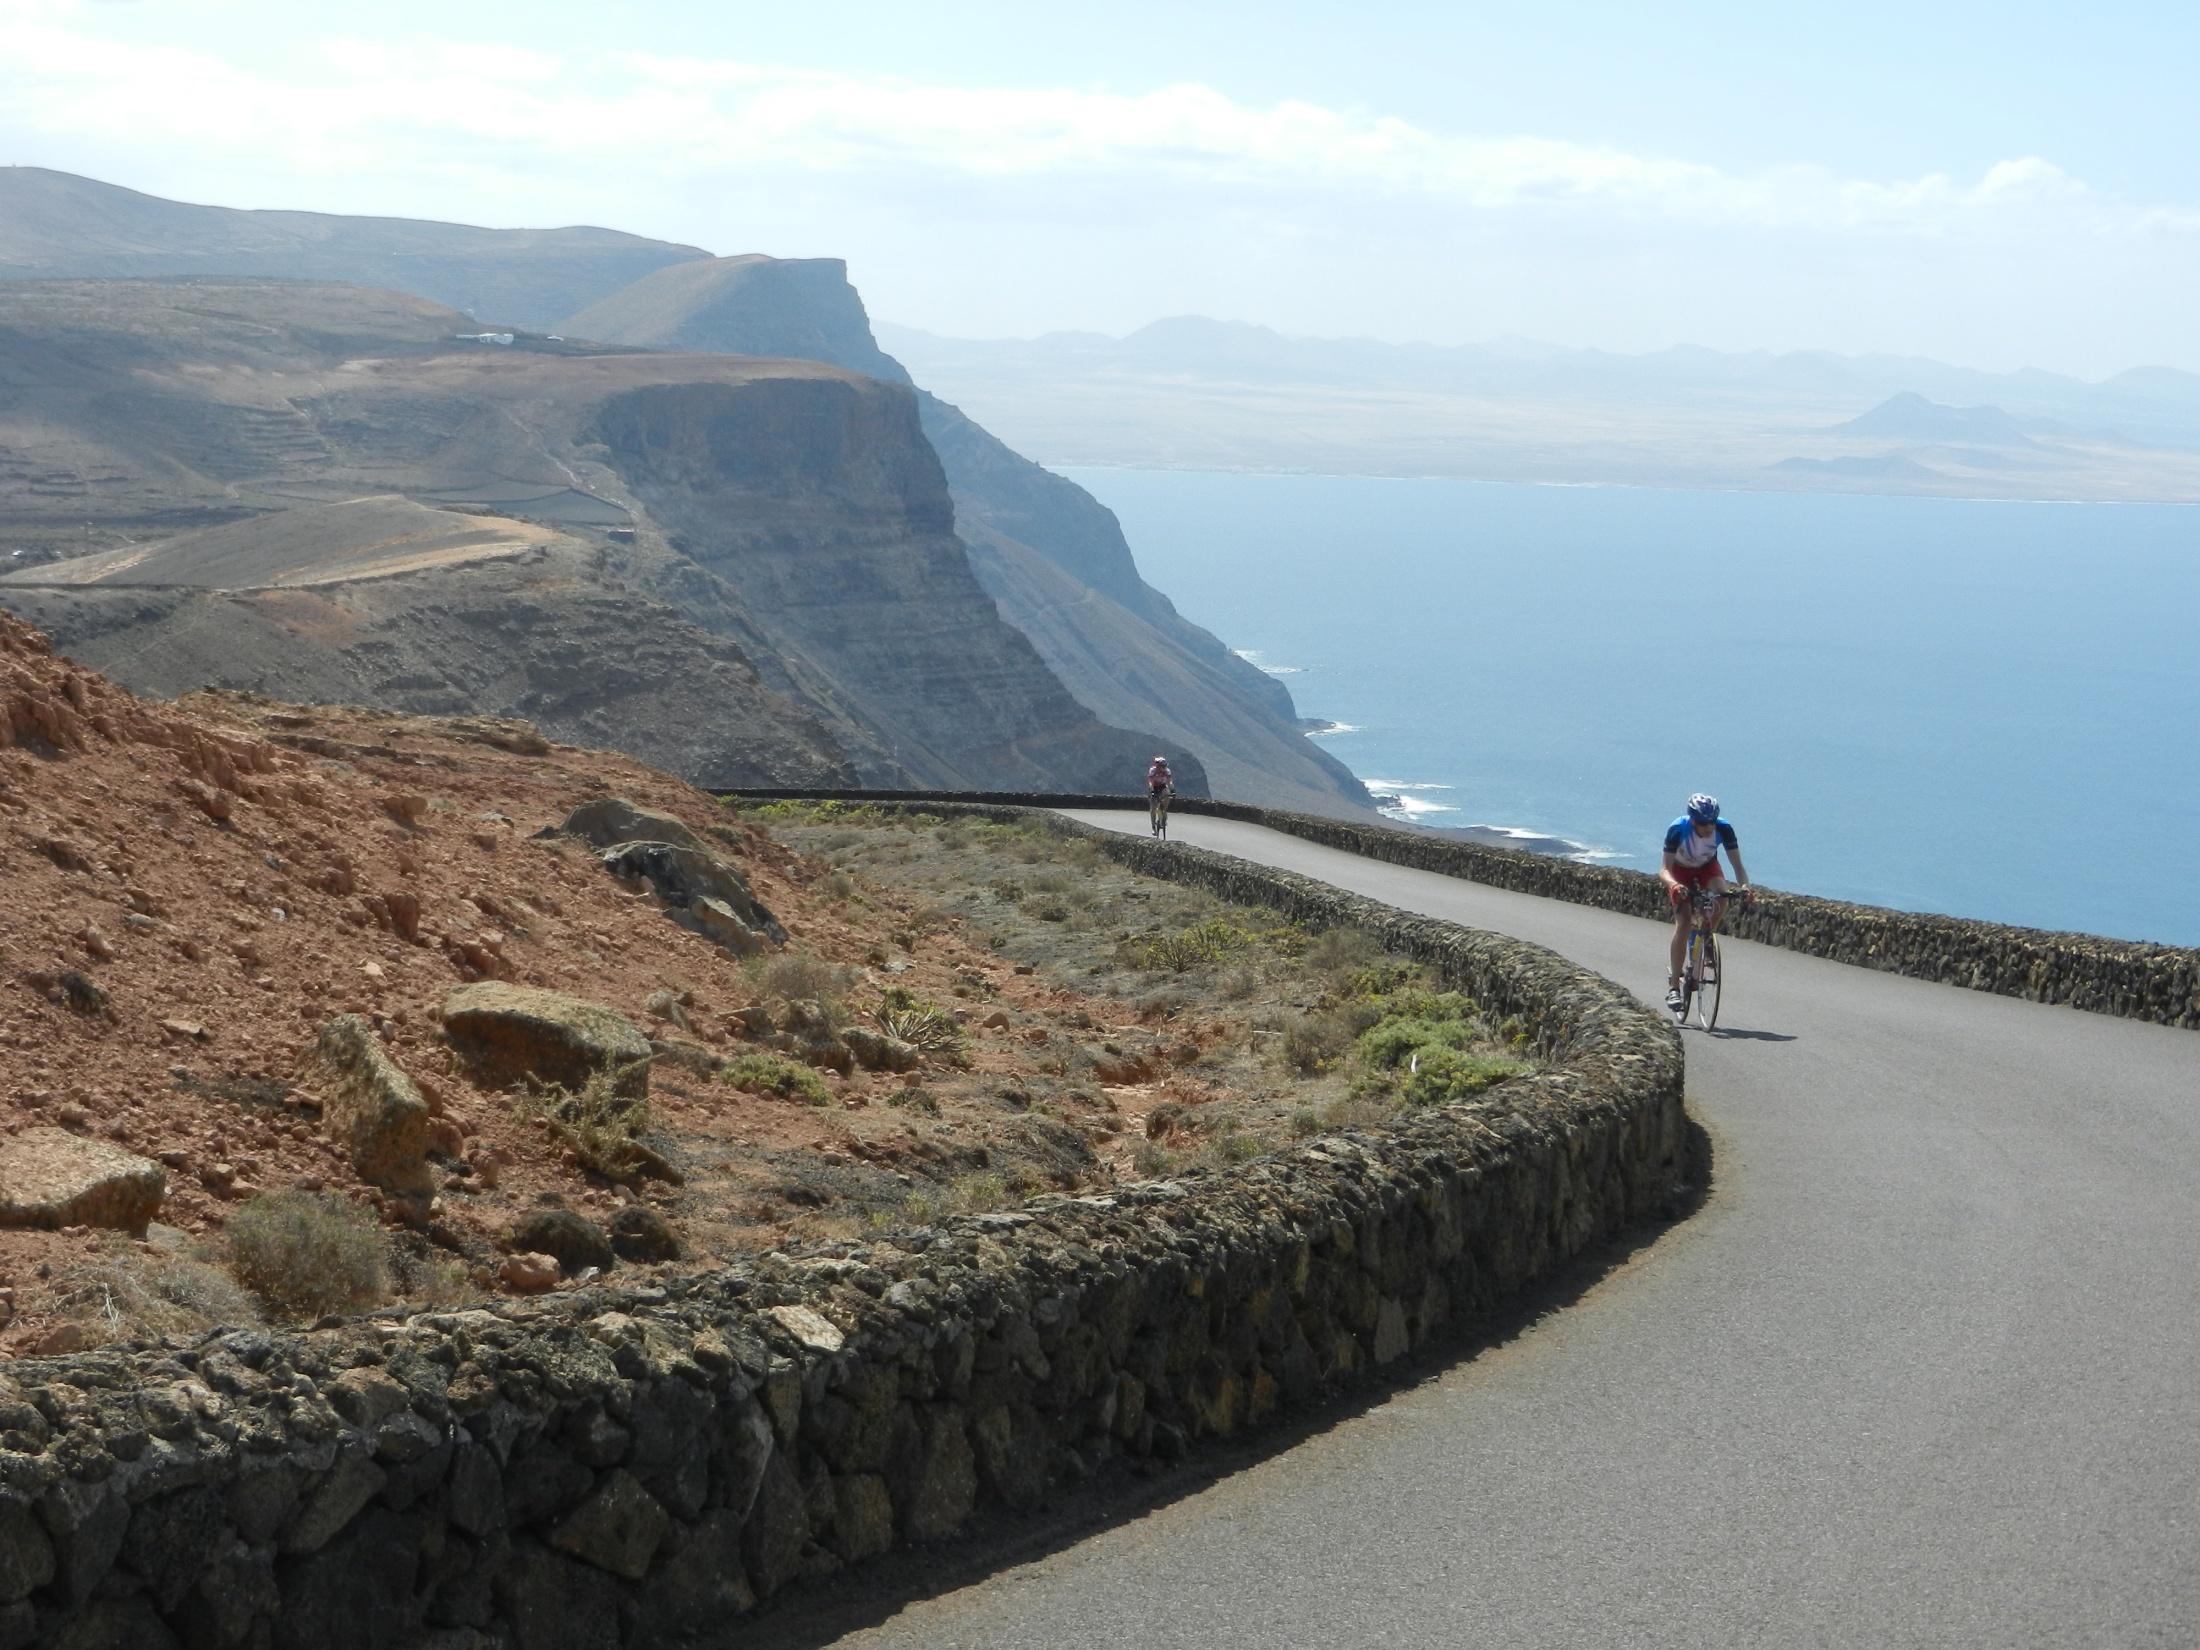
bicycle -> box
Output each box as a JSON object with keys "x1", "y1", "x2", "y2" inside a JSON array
[
  {"x1": 1677, "y1": 884, "x2": 1748, "y2": 1031},
  {"x1": 1148, "y1": 784, "x2": 1172, "y2": 839}
]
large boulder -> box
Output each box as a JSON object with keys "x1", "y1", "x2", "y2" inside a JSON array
[
  {"x1": 550, "y1": 796, "x2": 785, "y2": 956},
  {"x1": 553, "y1": 799, "x2": 709, "y2": 856},
  {"x1": 297, "y1": 1015, "x2": 434, "y2": 1197},
  {"x1": 442, "y1": 984, "x2": 652, "y2": 1100},
  {"x1": 508, "y1": 1208, "x2": 616, "y2": 1276},
  {"x1": 599, "y1": 840, "x2": 785, "y2": 955},
  {"x1": 0, "y1": 1128, "x2": 164, "y2": 1235}
]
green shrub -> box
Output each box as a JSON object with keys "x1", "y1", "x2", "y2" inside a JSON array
[
  {"x1": 226, "y1": 1192, "x2": 387, "y2": 1321},
  {"x1": 1345, "y1": 960, "x2": 1427, "y2": 1001},
  {"x1": 722, "y1": 1053, "x2": 832, "y2": 1105},
  {"x1": 1399, "y1": 1047, "x2": 1530, "y2": 1106},
  {"x1": 873, "y1": 987, "x2": 968, "y2": 1056},
  {"x1": 1355, "y1": 1012, "x2": 1481, "y2": 1071}
]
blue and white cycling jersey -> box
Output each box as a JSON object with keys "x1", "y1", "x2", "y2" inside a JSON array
[{"x1": 1664, "y1": 816, "x2": 1739, "y2": 870}]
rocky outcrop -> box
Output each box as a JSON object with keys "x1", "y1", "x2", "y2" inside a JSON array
[
  {"x1": 0, "y1": 1129, "x2": 164, "y2": 1234},
  {"x1": 554, "y1": 799, "x2": 712, "y2": 857},
  {"x1": 298, "y1": 1016, "x2": 435, "y2": 1199},
  {"x1": 554, "y1": 798, "x2": 789, "y2": 958},
  {"x1": 441, "y1": 985, "x2": 653, "y2": 1100},
  {"x1": 560, "y1": 256, "x2": 910, "y2": 383}
]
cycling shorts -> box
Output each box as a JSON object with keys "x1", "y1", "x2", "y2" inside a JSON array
[{"x1": 1668, "y1": 860, "x2": 1724, "y2": 908}]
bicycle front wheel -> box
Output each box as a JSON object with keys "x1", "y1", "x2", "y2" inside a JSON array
[{"x1": 1703, "y1": 937, "x2": 1722, "y2": 1031}]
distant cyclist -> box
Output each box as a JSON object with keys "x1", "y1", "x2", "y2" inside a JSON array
[
  {"x1": 1662, "y1": 793, "x2": 1750, "y2": 1012},
  {"x1": 1145, "y1": 754, "x2": 1174, "y2": 832}
]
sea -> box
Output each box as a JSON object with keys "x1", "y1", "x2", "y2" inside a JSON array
[{"x1": 1060, "y1": 469, "x2": 2200, "y2": 948}]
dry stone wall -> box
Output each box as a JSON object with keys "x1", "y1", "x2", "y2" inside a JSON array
[
  {"x1": 0, "y1": 810, "x2": 1685, "y2": 1650},
  {"x1": 725, "y1": 790, "x2": 2200, "y2": 1030}
]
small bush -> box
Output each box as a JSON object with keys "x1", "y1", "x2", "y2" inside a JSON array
[
  {"x1": 513, "y1": 1068, "x2": 657, "y2": 1178},
  {"x1": 1117, "y1": 918, "x2": 1255, "y2": 974},
  {"x1": 1399, "y1": 1048, "x2": 1530, "y2": 1106},
  {"x1": 1353, "y1": 992, "x2": 1486, "y2": 1070},
  {"x1": 1200, "y1": 1130, "x2": 1266, "y2": 1168},
  {"x1": 1346, "y1": 960, "x2": 1427, "y2": 1001},
  {"x1": 1281, "y1": 1011, "x2": 1356, "y2": 1074},
  {"x1": 873, "y1": 987, "x2": 968, "y2": 1056},
  {"x1": 749, "y1": 952, "x2": 853, "y2": 1012},
  {"x1": 723, "y1": 1052, "x2": 832, "y2": 1105},
  {"x1": 1131, "y1": 1141, "x2": 1183, "y2": 1178},
  {"x1": 817, "y1": 870, "x2": 857, "y2": 901},
  {"x1": 226, "y1": 1192, "x2": 387, "y2": 1321}
]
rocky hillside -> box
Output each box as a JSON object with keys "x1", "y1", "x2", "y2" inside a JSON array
[
  {"x1": 0, "y1": 617, "x2": 1138, "y2": 1354},
  {"x1": 558, "y1": 255, "x2": 1372, "y2": 817},
  {"x1": 0, "y1": 166, "x2": 705, "y2": 328},
  {"x1": 0, "y1": 279, "x2": 1193, "y2": 795}
]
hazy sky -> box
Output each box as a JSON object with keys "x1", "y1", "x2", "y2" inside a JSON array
[{"x1": 4, "y1": 0, "x2": 2197, "y2": 374}]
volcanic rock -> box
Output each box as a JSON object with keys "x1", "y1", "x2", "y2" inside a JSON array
[
  {"x1": 0, "y1": 1128, "x2": 164, "y2": 1235},
  {"x1": 442, "y1": 984, "x2": 652, "y2": 1100}
]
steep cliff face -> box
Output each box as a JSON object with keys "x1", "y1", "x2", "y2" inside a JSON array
[
  {"x1": 561, "y1": 256, "x2": 910, "y2": 383},
  {"x1": 589, "y1": 376, "x2": 1203, "y2": 793},
  {"x1": 562, "y1": 257, "x2": 1371, "y2": 815}
]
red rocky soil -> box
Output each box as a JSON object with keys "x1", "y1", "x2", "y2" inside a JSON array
[{"x1": 0, "y1": 614, "x2": 1147, "y2": 1354}]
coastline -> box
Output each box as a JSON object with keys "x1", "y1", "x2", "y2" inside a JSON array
[{"x1": 1057, "y1": 460, "x2": 2200, "y2": 509}]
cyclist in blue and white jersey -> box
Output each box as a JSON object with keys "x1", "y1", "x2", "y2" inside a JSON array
[{"x1": 1661, "y1": 793, "x2": 1750, "y2": 1012}]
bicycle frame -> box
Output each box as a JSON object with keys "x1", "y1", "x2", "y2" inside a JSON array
[{"x1": 1679, "y1": 885, "x2": 1739, "y2": 1030}]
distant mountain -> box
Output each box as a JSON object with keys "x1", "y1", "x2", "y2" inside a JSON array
[
  {"x1": 1829, "y1": 392, "x2": 2037, "y2": 447},
  {"x1": 0, "y1": 166, "x2": 706, "y2": 329},
  {"x1": 877, "y1": 318, "x2": 2200, "y2": 499}
]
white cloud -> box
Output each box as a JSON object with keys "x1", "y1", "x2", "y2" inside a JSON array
[{"x1": 4, "y1": 11, "x2": 2194, "y2": 243}]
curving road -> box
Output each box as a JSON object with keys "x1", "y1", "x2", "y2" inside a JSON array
[{"x1": 815, "y1": 811, "x2": 2200, "y2": 1650}]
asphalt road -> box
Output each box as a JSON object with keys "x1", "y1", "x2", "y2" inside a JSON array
[{"x1": 813, "y1": 810, "x2": 2200, "y2": 1650}]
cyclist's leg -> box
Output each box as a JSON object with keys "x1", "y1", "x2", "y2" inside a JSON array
[
  {"x1": 1667, "y1": 890, "x2": 1690, "y2": 1005},
  {"x1": 1704, "y1": 875, "x2": 1731, "y2": 933}
]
